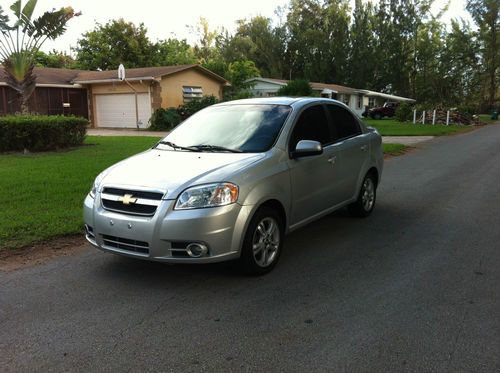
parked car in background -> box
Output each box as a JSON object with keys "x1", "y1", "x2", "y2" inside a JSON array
[
  {"x1": 84, "y1": 97, "x2": 383, "y2": 274},
  {"x1": 364, "y1": 101, "x2": 399, "y2": 119}
]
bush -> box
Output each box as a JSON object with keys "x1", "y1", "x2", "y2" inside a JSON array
[
  {"x1": 395, "y1": 102, "x2": 413, "y2": 122},
  {"x1": 277, "y1": 79, "x2": 313, "y2": 96},
  {"x1": 149, "y1": 108, "x2": 182, "y2": 131},
  {"x1": 0, "y1": 115, "x2": 88, "y2": 152},
  {"x1": 178, "y1": 95, "x2": 219, "y2": 119}
]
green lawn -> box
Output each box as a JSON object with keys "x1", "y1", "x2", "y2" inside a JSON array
[
  {"x1": 0, "y1": 136, "x2": 160, "y2": 249},
  {"x1": 383, "y1": 143, "x2": 409, "y2": 156},
  {"x1": 477, "y1": 114, "x2": 498, "y2": 124},
  {"x1": 363, "y1": 118, "x2": 471, "y2": 136},
  {"x1": 1, "y1": 135, "x2": 411, "y2": 250}
]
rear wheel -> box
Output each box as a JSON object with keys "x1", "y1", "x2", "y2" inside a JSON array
[
  {"x1": 348, "y1": 173, "x2": 377, "y2": 217},
  {"x1": 239, "y1": 206, "x2": 284, "y2": 275},
  {"x1": 372, "y1": 112, "x2": 382, "y2": 120}
]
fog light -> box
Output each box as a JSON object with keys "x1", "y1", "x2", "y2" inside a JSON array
[{"x1": 186, "y1": 243, "x2": 208, "y2": 258}]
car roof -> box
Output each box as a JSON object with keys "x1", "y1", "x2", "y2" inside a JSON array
[{"x1": 213, "y1": 97, "x2": 346, "y2": 108}]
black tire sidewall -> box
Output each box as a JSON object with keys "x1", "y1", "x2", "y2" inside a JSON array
[{"x1": 240, "y1": 206, "x2": 284, "y2": 275}]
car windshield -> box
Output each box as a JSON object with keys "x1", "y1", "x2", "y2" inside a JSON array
[{"x1": 160, "y1": 104, "x2": 292, "y2": 153}]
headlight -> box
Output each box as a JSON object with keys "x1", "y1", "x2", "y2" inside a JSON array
[
  {"x1": 175, "y1": 183, "x2": 239, "y2": 210},
  {"x1": 89, "y1": 181, "x2": 97, "y2": 199},
  {"x1": 89, "y1": 171, "x2": 107, "y2": 199}
]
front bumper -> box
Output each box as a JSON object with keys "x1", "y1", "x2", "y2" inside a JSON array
[{"x1": 83, "y1": 194, "x2": 253, "y2": 263}]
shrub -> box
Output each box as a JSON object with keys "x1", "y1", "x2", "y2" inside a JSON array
[
  {"x1": 149, "y1": 108, "x2": 182, "y2": 131},
  {"x1": 178, "y1": 95, "x2": 219, "y2": 119},
  {"x1": 395, "y1": 102, "x2": 413, "y2": 122},
  {"x1": 277, "y1": 79, "x2": 313, "y2": 96},
  {"x1": 0, "y1": 115, "x2": 88, "y2": 152}
]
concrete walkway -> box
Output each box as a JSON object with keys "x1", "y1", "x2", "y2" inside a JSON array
[{"x1": 87, "y1": 128, "x2": 434, "y2": 146}]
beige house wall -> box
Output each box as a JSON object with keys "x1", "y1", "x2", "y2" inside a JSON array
[{"x1": 159, "y1": 70, "x2": 223, "y2": 108}]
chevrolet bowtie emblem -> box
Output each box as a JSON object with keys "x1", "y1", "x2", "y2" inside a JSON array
[{"x1": 118, "y1": 194, "x2": 138, "y2": 205}]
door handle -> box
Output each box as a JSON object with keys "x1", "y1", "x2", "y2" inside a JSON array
[
  {"x1": 360, "y1": 145, "x2": 368, "y2": 152},
  {"x1": 327, "y1": 156, "x2": 336, "y2": 164}
]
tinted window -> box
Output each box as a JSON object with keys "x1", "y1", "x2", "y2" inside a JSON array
[
  {"x1": 164, "y1": 104, "x2": 291, "y2": 153},
  {"x1": 326, "y1": 105, "x2": 362, "y2": 139},
  {"x1": 289, "y1": 105, "x2": 332, "y2": 150}
]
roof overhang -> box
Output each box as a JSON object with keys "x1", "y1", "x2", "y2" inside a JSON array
[
  {"x1": 0, "y1": 82, "x2": 83, "y2": 89},
  {"x1": 73, "y1": 77, "x2": 156, "y2": 84}
]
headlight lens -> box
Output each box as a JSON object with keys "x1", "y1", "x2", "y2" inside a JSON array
[
  {"x1": 175, "y1": 183, "x2": 239, "y2": 210},
  {"x1": 89, "y1": 182, "x2": 97, "y2": 199},
  {"x1": 89, "y1": 171, "x2": 107, "y2": 199}
]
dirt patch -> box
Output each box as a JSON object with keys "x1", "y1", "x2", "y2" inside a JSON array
[
  {"x1": 0, "y1": 235, "x2": 89, "y2": 272},
  {"x1": 384, "y1": 146, "x2": 416, "y2": 159}
]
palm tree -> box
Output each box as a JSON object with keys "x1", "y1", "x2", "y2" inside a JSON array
[{"x1": 0, "y1": 0, "x2": 80, "y2": 113}]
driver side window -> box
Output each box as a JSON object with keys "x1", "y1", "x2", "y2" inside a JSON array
[{"x1": 289, "y1": 105, "x2": 332, "y2": 150}]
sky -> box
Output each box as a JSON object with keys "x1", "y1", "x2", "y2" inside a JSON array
[{"x1": 0, "y1": 0, "x2": 472, "y2": 55}]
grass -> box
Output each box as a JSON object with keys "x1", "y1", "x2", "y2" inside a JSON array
[
  {"x1": 0, "y1": 136, "x2": 412, "y2": 250},
  {"x1": 383, "y1": 143, "x2": 410, "y2": 156},
  {"x1": 363, "y1": 118, "x2": 471, "y2": 136},
  {"x1": 0, "y1": 136, "x2": 160, "y2": 250},
  {"x1": 477, "y1": 114, "x2": 498, "y2": 124}
]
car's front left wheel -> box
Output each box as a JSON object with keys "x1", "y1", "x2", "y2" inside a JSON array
[{"x1": 240, "y1": 206, "x2": 284, "y2": 275}]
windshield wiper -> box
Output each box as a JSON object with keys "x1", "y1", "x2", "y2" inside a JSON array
[
  {"x1": 154, "y1": 141, "x2": 198, "y2": 152},
  {"x1": 189, "y1": 144, "x2": 242, "y2": 153}
]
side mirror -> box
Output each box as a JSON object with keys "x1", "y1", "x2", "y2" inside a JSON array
[{"x1": 290, "y1": 140, "x2": 323, "y2": 159}]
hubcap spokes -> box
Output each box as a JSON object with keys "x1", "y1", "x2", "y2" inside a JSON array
[
  {"x1": 362, "y1": 178, "x2": 375, "y2": 211},
  {"x1": 252, "y1": 217, "x2": 280, "y2": 267}
]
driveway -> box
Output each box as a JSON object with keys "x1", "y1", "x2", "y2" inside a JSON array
[
  {"x1": 1, "y1": 125, "x2": 499, "y2": 371},
  {"x1": 87, "y1": 128, "x2": 433, "y2": 145}
]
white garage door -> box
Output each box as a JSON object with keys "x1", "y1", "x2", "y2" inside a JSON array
[{"x1": 95, "y1": 93, "x2": 151, "y2": 128}]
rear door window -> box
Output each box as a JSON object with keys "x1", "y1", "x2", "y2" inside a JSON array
[{"x1": 326, "y1": 105, "x2": 362, "y2": 140}]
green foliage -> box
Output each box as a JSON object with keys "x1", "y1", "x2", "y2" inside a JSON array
[
  {"x1": 178, "y1": 95, "x2": 219, "y2": 119},
  {"x1": 75, "y1": 19, "x2": 156, "y2": 70},
  {"x1": 34, "y1": 50, "x2": 76, "y2": 69},
  {"x1": 149, "y1": 108, "x2": 182, "y2": 131},
  {"x1": 154, "y1": 39, "x2": 197, "y2": 66},
  {"x1": 395, "y1": 102, "x2": 413, "y2": 122},
  {"x1": 277, "y1": 79, "x2": 313, "y2": 96},
  {"x1": 224, "y1": 60, "x2": 260, "y2": 99},
  {"x1": 0, "y1": 115, "x2": 88, "y2": 152},
  {"x1": 0, "y1": 136, "x2": 160, "y2": 249},
  {"x1": 0, "y1": 1, "x2": 79, "y2": 112}
]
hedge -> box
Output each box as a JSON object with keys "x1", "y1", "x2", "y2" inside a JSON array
[{"x1": 0, "y1": 115, "x2": 88, "y2": 152}]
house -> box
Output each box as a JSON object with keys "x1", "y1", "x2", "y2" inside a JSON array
[
  {"x1": 245, "y1": 77, "x2": 415, "y2": 117},
  {"x1": 0, "y1": 64, "x2": 228, "y2": 128}
]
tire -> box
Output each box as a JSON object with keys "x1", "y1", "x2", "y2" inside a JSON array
[
  {"x1": 239, "y1": 206, "x2": 284, "y2": 275},
  {"x1": 348, "y1": 173, "x2": 377, "y2": 218},
  {"x1": 373, "y1": 113, "x2": 382, "y2": 120}
]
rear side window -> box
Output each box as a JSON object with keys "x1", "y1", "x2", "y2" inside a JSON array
[
  {"x1": 289, "y1": 105, "x2": 332, "y2": 150},
  {"x1": 326, "y1": 105, "x2": 362, "y2": 139}
]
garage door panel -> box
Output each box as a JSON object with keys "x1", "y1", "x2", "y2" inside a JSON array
[{"x1": 95, "y1": 94, "x2": 151, "y2": 128}]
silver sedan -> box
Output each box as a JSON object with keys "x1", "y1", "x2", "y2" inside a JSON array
[{"x1": 84, "y1": 97, "x2": 383, "y2": 274}]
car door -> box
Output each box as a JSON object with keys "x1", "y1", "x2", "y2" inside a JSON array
[
  {"x1": 326, "y1": 104, "x2": 369, "y2": 202},
  {"x1": 287, "y1": 104, "x2": 342, "y2": 226}
]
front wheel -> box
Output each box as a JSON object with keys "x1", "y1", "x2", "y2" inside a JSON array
[
  {"x1": 348, "y1": 173, "x2": 377, "y2": 217},
  {"x1": 239, "y1": 206, "x2": 284, "y2": 275}
]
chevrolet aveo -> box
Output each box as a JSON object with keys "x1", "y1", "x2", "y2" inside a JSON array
[{"x1": 84, "y1": 97, "x2": 383, "y2": 274}]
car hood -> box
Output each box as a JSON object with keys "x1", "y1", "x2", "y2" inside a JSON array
[{"x1": 99, "y1": 149, "x2": 264, "y2": 199}]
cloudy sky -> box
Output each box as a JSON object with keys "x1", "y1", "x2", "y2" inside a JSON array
[{"x1": 6, "y1": 0, "x2": 471, "y2": 54}]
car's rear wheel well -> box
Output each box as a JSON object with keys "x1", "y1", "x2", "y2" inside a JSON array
[
  {"x1": 367, "y1": 167, "x2": 379, "y2": 187},
  {"x1": 259, "y1": 199, "x2": 287, "y2": 229}
]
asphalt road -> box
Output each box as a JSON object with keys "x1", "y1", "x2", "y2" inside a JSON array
[{"x1": 2, "y1": 125, "x2": 499, "y2": 372}]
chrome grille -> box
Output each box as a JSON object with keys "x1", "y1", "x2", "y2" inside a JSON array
[
  {"x1": 101, "y1": 187, "x2": 164, "y2": 216},
  {"x1": 102, "y1": 234, "x2": 149, "y2": 255}
]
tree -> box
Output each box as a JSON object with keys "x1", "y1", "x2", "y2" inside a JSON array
[
  {"x1": 467, "y1": 0, "x2": 499, "y2": 109},
  {"x1": 153, "y1": 39, "x2": 197, "y2": 66},
  {"x1": 0, "y1": 0, "x2": 79, "y2": 113},
  {"x1": 348, "y1": 0, "x2": 377, "y2": 88},
  {"x1": 75, "y1": 19, "x2": 156, "y2": 70},
  {"x1": 225, "y1": 60, "x2": 260, "y2": 99},
  {"x1": 34, "y1": 50, "x2": 76, "y2": 69},
  {"x1": 277, "y1": 79, "x2": 313, "y2": 96}
]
